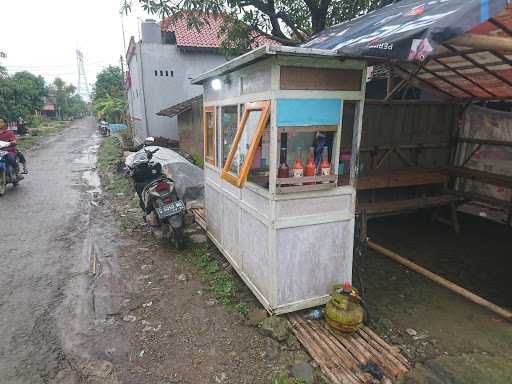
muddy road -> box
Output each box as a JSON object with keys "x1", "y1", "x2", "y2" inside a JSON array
[{"x1": 0, "y1": 118, "x2": 134, "y2": 383}]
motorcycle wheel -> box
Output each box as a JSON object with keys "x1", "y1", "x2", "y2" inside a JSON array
[
  {"x1": 0, "y1": 171, "x2": 6, "y2": 196},
  {"x1": 170, "y1": 225, "x2": 185, "y2": 250}
]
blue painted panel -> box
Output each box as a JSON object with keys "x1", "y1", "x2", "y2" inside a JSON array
[
  {"x1": 277, "y1": 99, "x2": 342, "y2": 127},
  {"x1": 481, "y1": 0, "x2": 489, "y2": 22}
]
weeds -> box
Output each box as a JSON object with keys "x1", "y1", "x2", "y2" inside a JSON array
[
  {"x1": 16, "y1": 121, "x2": 70, "y2": 151},
  {"x1": 180, "y1": 243, "x2": 250, "y2": 313},
  {"x1": 97, "y1": 136, "x2": 131, "y2": 195}
]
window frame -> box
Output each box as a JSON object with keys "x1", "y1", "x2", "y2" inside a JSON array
[
  {"x1": 221, "y1": 101, "x2": 271, "y2": 188},
  {"x1": 203, "y1": 106, "x2": 217, "y2": 166}
]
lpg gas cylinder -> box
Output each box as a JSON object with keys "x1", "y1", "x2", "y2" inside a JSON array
[{"x1": 325, "y1": 282, "x2": 364, "y2": 334}]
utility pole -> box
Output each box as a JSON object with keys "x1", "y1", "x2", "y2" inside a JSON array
[{"x1": 76, "y1": 50, "x2": 90, "y2": 101}]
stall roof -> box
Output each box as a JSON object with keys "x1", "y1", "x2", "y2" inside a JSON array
[
  {"x1": 303, "y1": 0, "x2": 512, "y2": 100},
  {"x1": 157, "y1": 95, "x2": 203, "y2": 118},
  {"x1": 191, "y1": 45, "x2": 338, "y2": 84}
]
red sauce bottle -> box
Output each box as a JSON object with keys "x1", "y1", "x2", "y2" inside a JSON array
[
  {"x1": 293, "y1": 147, "x2": 304, "y2": 178},
  {"x1": 305, "y1": 146, "x2": 316, "y2": 177}
]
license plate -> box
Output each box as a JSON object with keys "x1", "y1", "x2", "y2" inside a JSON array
[{"x1": 155, "y1": 200, "x2": 185, "y2": 219}]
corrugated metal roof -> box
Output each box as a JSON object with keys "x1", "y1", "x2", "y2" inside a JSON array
[
  {"x1": 157, "y1": 95, "x2": 203, "y2": 118},
  {"x1": 302, "y1": 0, "x2": 512, "y2": 101}
]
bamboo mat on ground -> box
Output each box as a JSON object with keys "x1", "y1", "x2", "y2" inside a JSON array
[{"x1": 288, "y1": 314, "x2": 412, "y2": 384}]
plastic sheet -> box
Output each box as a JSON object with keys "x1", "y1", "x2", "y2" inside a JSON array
[{"x1": 126, "y1": 146, "x2": 204, "y2": 209}]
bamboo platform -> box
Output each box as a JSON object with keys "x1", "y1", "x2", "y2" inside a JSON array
[{"x1": 288, "y1": 314, "x2": 412, "y2": 384}]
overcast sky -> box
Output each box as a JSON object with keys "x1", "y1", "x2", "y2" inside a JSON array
[{"x1": 1, "y1": 0, "x2": 152, "y2": 96}]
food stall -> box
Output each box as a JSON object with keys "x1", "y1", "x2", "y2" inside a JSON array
[{"x1": 192, "y1": 45, "x2": 367, "y2": 314}]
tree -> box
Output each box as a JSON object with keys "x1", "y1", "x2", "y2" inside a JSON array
[
  {"x1": 49, "y1": 78, "x2": 87, "y2": 119},
  {"x1": 11, "y1": 71, "x2": 47, "y2": 118},
  {"x1": 0, "y1": 70, "x2": 47, "y2": 122},
  {"x1": 123, "y1": 0, "x2": 397, "y2": 55},
  {"x1": 92, "y1": 94, "x2": 127, "y2": 123},
  {"x1": 92, "y1": 65, "x2": 125, "y2": 102},
  {"x1": 91, "y1": 66, "x2": 127, "y2": 123}
]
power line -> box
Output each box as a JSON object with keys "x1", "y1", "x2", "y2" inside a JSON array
[{"x1": 5, "y1": 60, "x2": 107, "y2": 70}]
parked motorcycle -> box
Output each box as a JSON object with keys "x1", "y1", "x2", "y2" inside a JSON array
[
  {"x1": 126, "y1": 137, "x2": 187, "y2": 248},
  {"x1": 99, "y1": 121, "x2": 111, "y2": 137},
  {"x1": 0, "y1": 140, "x2": 21, "y2": 196}
]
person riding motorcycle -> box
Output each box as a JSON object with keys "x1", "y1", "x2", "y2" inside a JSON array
[{"x1": 0, "y1": 118, "x2": 25, "y2": 180}]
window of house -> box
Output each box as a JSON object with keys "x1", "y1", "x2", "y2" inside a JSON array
[
  {"x1": 160, "y1": 70, "x2": 164, "y2": 76},
  {"x1": 154, "y1": 70, "x2": 158, "y2": 77},
  {"x1": 165, "y1": 70, "x2": 169, "y2": 77},
  {"x1": 203, "y1": 106, "x2": 216, "y2": 166},
  {"x1": 222, "y1": 101, "x2": 270, "y2": 188},
  {"x1": 171, "y1": 70, "x2": 174, "y2": 77}
]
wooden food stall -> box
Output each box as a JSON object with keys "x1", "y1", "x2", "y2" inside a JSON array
[{"x1": 192, "y1": 45, "x2": 367, "y2": 314}]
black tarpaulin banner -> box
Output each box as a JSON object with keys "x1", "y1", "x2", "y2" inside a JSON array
[{"x1": 303, "y1": 0, "x2": 509, "y2": 62}]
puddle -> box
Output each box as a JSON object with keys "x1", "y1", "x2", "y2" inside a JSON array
[
  {"x1": 82, "y1": 170, "x2": 101, "y2": 194},
  {"x1": 74, "y1": 134, "x2": 102, "y2": 194}
]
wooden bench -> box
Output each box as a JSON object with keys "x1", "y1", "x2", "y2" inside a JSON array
[{"x1": 349, "y1": 167, "x2": 462, "y2": 240}]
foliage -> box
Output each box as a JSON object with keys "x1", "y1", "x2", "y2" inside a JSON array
[
  {"x1": 49, "y1": 77, "x2": 87, "y2": 119},
  {"x1": 97, "y1": 136, "x2": 131, "y2": 195},
  {"x1": 16, "y1": 121, "x2": 70, "y2": 152},
  {"x1": 92, "y1": 94, "x2": 127, "y2": 123},
  {"x1": 92, "y1": 65, "x2": 125, "y2": 101},
  {"x1": 92, "y1": 66, "x2": 127, "y2": 123},
  {"x1": 0, "y1": 71, "x2": 47, "y2": 122},
  {"x1": 123, "y1": 0, "x2": 397, "y2": 56}
]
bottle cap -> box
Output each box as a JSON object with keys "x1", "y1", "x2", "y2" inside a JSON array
[{"x1": 342, "y1": 282, "x2": 352, "y2": 293}]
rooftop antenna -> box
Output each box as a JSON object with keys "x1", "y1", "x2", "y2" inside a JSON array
[{"x1": 76, "y1": 50, "x2": 90, "y2": 101}]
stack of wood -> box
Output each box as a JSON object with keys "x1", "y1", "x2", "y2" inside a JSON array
[{"x1": 289, "y1": 314, "x2": 412, "y2": 384}]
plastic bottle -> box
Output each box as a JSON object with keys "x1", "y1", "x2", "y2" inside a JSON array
[
  {"x1": 320, "y1": 146, "x2": 331, "y2": 176},
  {"x1": 305, "y1": 146, "x2": 316, "y2": 177},
  {"x1": 293, "y1": 146, "x2": 304, "y2": 178},
  {"x1": 304, "y1": 308, "x2": 324, "y2": 320},
  {"x1": 278, "y1": 147, "x2": 290, "y2": 179}
]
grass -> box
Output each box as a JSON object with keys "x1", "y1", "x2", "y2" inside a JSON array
[
  {"x1": 16, "y1": 121, "x2": 70, "y2": 152},
  {"x1": 97, "y1": 136, "x2": 131, "y2": 195},
  {"x1": 178, "y1": 242, "x2": 250, "y2": 314}
]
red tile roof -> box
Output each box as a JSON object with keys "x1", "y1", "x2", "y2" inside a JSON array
[{"x1": 160, "y1": 13, "x2": 279, "y2": 49}]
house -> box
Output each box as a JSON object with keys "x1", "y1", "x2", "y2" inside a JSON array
[
  {"x1": 126, "y1": 14, "x2": 278, "y2": 144},
  {"x1": 40, "y1": 97, "x2": 57, "y2": 119}
]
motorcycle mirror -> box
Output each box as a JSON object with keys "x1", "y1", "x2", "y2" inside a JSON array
[{"x1": 144, "y1": 137, "x2": 155, "y2": 146}]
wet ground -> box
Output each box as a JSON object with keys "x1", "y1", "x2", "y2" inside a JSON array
[
  {"x1": 358, "y1": 213, "x2": 512, "y2": 383},
  {"x1": 0, "y1": 119, "x2": 314, "y2": 384},
  {"x1": 0, "y1": 118, "x2": 137, "y2": 383}
]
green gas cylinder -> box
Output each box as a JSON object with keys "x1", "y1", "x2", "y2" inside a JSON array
[{"x1": 325, "y1": 282, "x2": 364, "y2": 334}]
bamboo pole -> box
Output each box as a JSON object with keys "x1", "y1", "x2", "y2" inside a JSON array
[
  {"x1": 449, "y1": 33, "x2": 512, "y2": 52},
  {"x1": 368, "y1": 240, "x2": 512, "y2": 321}
]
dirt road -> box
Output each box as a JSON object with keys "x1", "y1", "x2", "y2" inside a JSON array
[{"x1": 0, "y1": 118, "x2": 134, "y2": 383}]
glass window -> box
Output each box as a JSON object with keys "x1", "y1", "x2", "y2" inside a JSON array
[
  {"x1": 221, "y1": 105, "x2": 238, "y2": 167},
  {"x1": 222, "y1": 101, "x2": 271, "y2": 188},
  {"x1": 204, "y1": 107, "x2": 216, "y2": 166}
]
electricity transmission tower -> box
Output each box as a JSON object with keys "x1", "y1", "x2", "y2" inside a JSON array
[{"x1": 76, "y1": 50, "x2": 90, "y2": 101}]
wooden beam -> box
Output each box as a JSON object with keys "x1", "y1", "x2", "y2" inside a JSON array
[
  {"x1": 432, "y1": 58, "x2": 496, "y2": 97},
  {"x1": 448, "y1": 166, "x2": 512, "y2": 189},
  {"x1": 368, "y1": 241, "x2": 512, "y2": 321},
  {"x1": 443, "y1": 44, "x2": 512, "y2": 90},
  {"x1": 459, "y1": 137, "x2": 512, "y2": 148},
  {"x1": 449, "y1": 33, "x2": 512, "y2": 52}
]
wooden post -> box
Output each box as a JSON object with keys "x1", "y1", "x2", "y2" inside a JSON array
[{"x1": 368, "y1": 240, "x2": 512, "y2": 321}]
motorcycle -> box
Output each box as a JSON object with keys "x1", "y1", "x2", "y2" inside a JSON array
[
  {"x1": 99, "y1": 121, "x2": 111, "y2": 137},
  {"x1": 0, "y1": 140, "x2": 21, "y2": 196},
  {"x1": 126, "y1": 137, "x2": 188, "y2": 248}
]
